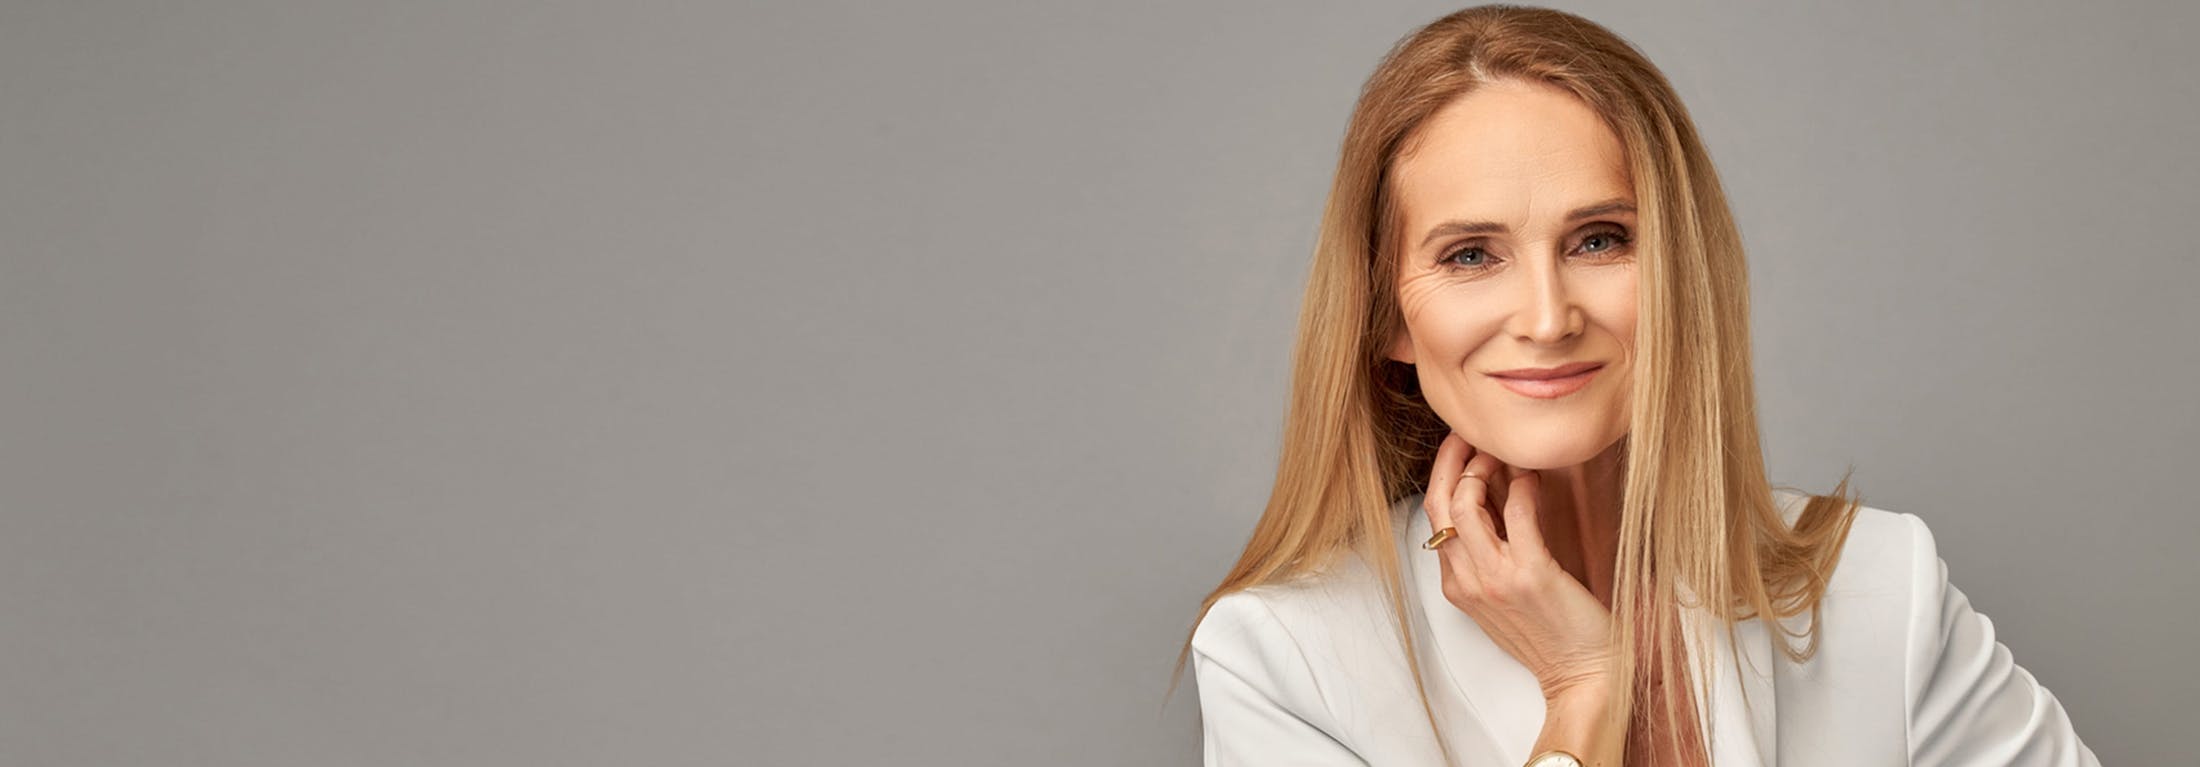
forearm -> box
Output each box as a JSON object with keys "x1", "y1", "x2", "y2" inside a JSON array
[{"x1": 1532, "y1": 686, "x2": 1626, "y2": 767}]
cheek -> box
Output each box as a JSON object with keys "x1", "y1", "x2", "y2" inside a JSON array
[
  {"x1": 1399, "y1": 290, "x2": 1503, "y2": 357},
  {"x1": 1590, "y1": 272, "x2": 1639, "y2": 408},
  {"x1": 1582, "y1": 267, "x2": 1640, "y2": 344}
]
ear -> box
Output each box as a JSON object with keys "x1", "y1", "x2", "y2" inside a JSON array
[{"x1": 1385, "y1": 325, "x2": 1416, "y2": 365}]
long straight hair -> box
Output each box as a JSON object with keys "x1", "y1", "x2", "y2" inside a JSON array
[{"x1": 1167, "y1": 6, "x2": 1863, "y2": 765}]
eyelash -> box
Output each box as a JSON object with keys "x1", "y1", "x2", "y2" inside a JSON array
[{"x1": 1436, "y1": 226, "x2": 1635, "y2": 272}]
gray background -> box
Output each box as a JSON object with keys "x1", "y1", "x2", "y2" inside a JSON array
[{"x1": 1, "y1": 0, "x2": 2190, "y2": 764}]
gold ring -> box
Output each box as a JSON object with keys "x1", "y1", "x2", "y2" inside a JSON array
[{"x1": 1423, "y1": 526, "x2": 1458, "y2": 550}]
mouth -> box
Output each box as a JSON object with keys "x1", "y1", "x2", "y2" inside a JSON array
[{"x1": 1487, "y1": 362, "x2": 1604, "y2": 400}]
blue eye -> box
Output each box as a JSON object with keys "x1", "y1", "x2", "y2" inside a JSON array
[
  {"x1": 1582, "y1": 230, "x2": 1632, "y2": 254},
  {"x1": 1440, "y1": 246, "x2": 1491, "y2": 268},
  {"x1": 1434, "y1": 225, "x2": 1633, "y2": 273}
]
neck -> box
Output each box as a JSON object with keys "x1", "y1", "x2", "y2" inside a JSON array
[{"x1": 1534, "y1": 437, "x2": 1626, "y2": 609}]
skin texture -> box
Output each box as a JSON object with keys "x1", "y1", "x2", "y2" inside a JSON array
[{"x1": 1384, "y1": 77, "x2": 1639, "y2": 703}]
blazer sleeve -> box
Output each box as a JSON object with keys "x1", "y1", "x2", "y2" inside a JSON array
[
  {"x1": 1901, "y1": 513, "x2": 2102, "y2": 766},
  {"x1": 1190, "y1": 590, "x2": 1367, "y2": 766}
]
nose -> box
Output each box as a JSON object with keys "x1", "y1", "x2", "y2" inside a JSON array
[{"x1": 1507, "y1": 255, "x2": 1584, "y2": 345}]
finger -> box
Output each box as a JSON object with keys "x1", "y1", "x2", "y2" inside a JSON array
[
  {"x1": 1450, "y1": 446, "x2": 1506, "y2": 564},
  {"x1": 1483, "y1": 462, "x2": 1511, "y2": 535},
  {"x1": 1501, "y1": 468, "x2": 1547, "y2": 559},
  {"x1": 1422, "y1": 435, "x2": 1484, "y2": 595},
  {"x1": 1423, "y1": 433, "x2": 1469, "y2": 538}
]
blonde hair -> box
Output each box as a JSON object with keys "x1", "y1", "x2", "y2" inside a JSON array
[{"x1": 1166, "y1": 5, "x2": 1864, "y2": 765}]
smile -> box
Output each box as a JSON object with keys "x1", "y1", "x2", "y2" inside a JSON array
[{"x1": 1489, "y1": 364, "x2": 1602, "y2": 399}]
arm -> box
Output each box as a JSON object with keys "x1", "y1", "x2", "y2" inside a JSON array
[
  {"x1": 1901, "y1": 513, "x2": 2103, "y2": 766},
  {"x1": 1190, "y1": 591, "x2": 1366, "y2": 766},
  {"x1": 1531, "y1": 684, "x2": 1626, "y2": 767}
]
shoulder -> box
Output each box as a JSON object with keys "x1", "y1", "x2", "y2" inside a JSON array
[
  {"x1": 1188, "y1": 567, "x2": 1386, "y2": 751},
  {"x1": 1744, "y1": 489, "x2": 1935, "y2": 684},
  {"x1": 1770, "y1": 486, "x2": 1927, "y2": 594},
  {"x1": 1190, "y1": 587, "x2": 1294, "y2": 669},
  {"x1": 1800, "y1": 492, "x2": 2104, "y2": 764},
  {"x1": 1776, "y1": 489, "x2": 1967, "y2": 672},
  {"x1": 1190, "y1": 557, "x2": 1407, "y2": 760},
  {"x1": 1190, "y1": 553, "x2": 1397, "y2": 675},
  {"x1": 1189, "y1": 538, "x2": 1411, "y2": 718}
]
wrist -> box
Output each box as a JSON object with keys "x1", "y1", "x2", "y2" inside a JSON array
[
  {"x1": 1536, "y1": 682, "x2": 1622, "y2": 767},
  {"x1": 1542, "y1": 676, "x2": 1616, "y2": 710}
]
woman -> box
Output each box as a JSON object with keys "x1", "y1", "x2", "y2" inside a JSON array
[{"x1": 1168, "y1": 6, "x2": 2100, "y2": 767}]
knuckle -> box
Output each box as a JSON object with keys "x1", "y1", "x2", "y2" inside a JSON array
[
  {"x1": 1440, "y1": 576, "x2": 1481, "y2": 608},
  {"x1": 1485, "y1": 575, "x2": 1527, "y2": 606},
  {"x1": 1440, "y1": 579, "x2": 1466, "y2": 606}
]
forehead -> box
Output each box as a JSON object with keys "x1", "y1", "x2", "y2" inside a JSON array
[{"x1": 1393, "y1": 81, "x2": 1632, "y2": 238}]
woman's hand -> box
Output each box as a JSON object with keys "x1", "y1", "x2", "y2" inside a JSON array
[{"x1": 1422, "y1": 431, "x2": 1617, "y2": 703}]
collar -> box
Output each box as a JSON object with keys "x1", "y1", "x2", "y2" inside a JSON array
[{"x1": 1395, "y1": 492, "x2": 1782, "y2": 766}]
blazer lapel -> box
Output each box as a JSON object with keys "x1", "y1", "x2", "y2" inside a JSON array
[
  {"x1": 1403, "y1": 498, "x2": 1546, "y2": 765},
  {"x1": 1679, "y1": 580, "x2": 1781, "y2": 767},
  {"x1": 1399, "y1": 493, "x2": 1779, "y2": 766}
]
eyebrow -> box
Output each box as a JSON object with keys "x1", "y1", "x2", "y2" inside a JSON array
[{"x1": 1416, "y1": 198, "x2": 1638, "y2": 250}]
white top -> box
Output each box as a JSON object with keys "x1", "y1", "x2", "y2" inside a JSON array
[{"x1": 1189, "y1": 488, "x2": 2102, "y2": 766}]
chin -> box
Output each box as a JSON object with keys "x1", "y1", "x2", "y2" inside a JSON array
[{"x1": 1462, "y1": 428, "x2": 1623, "y2": 471}]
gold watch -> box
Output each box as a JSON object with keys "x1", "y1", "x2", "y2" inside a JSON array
[{"x1": 1525, "y1": 749, "x2": 1583, "y2": 767}]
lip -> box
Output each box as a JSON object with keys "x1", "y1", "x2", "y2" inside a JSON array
[
  {"x1": 1487, "y1": 362, "x2": 1604, "y2": 399},
  {"x1": 1487, "y1": 361, "x2": 1605, "y2": 380}
]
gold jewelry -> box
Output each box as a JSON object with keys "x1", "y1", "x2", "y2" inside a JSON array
[
  {"x1": 1524, "y1": 749, "x2": 1583, "y2": 767},
  {"x1": 1422, "y1": 526, "x2": 1458, "y2": 550}
]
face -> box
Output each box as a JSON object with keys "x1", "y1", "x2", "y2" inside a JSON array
[{"x1": 1385, "y1": 79, "x2": 1639, "y2": 471}]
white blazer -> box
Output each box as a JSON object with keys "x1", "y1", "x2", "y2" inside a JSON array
[{"x1": 1190, "y1": 488, "x2": 2101, "y2": 766}]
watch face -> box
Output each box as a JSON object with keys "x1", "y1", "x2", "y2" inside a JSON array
[{"x1": 1528, "y1": 753, "x2": 1583, "y2": 767}]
